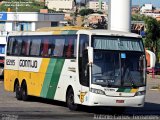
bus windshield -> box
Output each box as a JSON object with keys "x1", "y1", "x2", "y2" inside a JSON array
[{"x1": 91, "y1": 36, "x2": 146, "y2": 87}]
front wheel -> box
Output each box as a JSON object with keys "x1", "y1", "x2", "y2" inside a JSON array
[{"x1": 66, "y1": 89, "x2": 78, "y2": 111}]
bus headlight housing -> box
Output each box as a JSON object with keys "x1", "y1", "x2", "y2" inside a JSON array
[
  {"x1": 90, "y1": 88, "x2": 105, "y2": 95},
  {"x1": 135, "y1": 91, "x2": 146, "y2": 96}
]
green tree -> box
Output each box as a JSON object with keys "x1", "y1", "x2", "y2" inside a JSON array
[
  {"x1": 79, "y1": 9, "x2": 94, "y2": 16},
  {"x1": 144, "y1": 17, "x2": 160, "y2": 59},
  {"x1": 0, "y1": 0, "x2": 46, "y2": 12},
  {"x1": 131, "y1": 14, "x2": 147, "y2": 21}
]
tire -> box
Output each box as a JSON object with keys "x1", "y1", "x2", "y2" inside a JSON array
[
  {"x1": 66, "y1": 89, "x2": 78, "y2": 111},
  {"x1": 21, "y1": 82, "x2": 29, "y2": 101},
  {"x1": 15, "y1": 83, "x2": 22, "y2": 100}
]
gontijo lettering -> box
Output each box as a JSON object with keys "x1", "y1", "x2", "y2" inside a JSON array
[{"x1": 19, "y1": 60, "x2": 37, "y2": 68}]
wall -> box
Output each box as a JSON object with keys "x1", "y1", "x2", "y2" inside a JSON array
[{"x1": 35, "y1": 21, "x2": 51, "y2": 30}]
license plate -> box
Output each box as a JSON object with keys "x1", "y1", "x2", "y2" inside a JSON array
[{"x1": 116, "y1": 100, "x2": 124, "y2": 103}]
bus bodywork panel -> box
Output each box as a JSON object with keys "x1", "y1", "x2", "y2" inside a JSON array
[{"x1": 5, "y1": 57, "x2": 80, "y2": 102}]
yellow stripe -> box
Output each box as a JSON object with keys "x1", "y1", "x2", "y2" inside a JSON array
[
  {"x1": 52, "y1": 30, "x2": 62, "y2": 35},
  {"x1": 130, "y1": 88, "x2": 138, "y2": 93},
  {"x1": 30, "y1": 58, "x2": 50, "y2": 96}
]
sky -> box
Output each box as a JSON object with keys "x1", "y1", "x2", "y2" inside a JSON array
[
  {"x1": 78, "y1": 0, "x2": 160, "y2": 8},
  {"x1": 132, "y1": 0, "x2": 160, "y2": 8}
]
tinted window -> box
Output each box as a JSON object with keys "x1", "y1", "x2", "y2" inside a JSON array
[
  {"x1": 79, "y1": 34, "x2": 89, "y2": 57},
  {"x1": 54, "y1": 36, "x2": 65, "y2": 57},
  {"x1": 21, "y1": 37, "x2": 31, "y2": 56},
  {"x1": 30, "y1": 37, "x2": 41, "y2": 56},
  {"x1": 64, "y1": 36, "x2": 77, "y2": 58},
  {"x1": 12, "y1": 37, "x2": 22, "y2": 56}
]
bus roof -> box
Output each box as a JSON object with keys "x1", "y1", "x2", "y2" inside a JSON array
[{"x1": 8, "y1": 26, "x2": 141, "y2": 38}]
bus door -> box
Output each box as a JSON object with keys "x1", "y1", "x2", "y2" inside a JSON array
[{"x1": 79, "y1": 34, "x2": 90, "y2": 104}]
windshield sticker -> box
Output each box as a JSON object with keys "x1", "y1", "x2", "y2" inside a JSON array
[{"x1": 121, "y1": 53, "x2": 126, "y2": 59}]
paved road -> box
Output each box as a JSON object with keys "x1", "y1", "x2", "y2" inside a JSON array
[{"x1": 0, "y1": 76, "x2": 160, "y2": 120}]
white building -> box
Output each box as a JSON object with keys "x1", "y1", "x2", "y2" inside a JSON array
[
  {"x1": 88, "y1": 0, "x2": 108, "y2": 12},
  {"x1": 140, "y1": 4, "x2": 153, "y2": 13},
  {"x1": 45, "y1": 0, "x2": 75, "y2": 12},
  {"x1": 0, "y1": 12, "x2": 64, "y2": 32}
]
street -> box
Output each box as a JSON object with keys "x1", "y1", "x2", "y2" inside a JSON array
[{"x1": 0, "y1": 75, "x2": 160, "y2": 120}]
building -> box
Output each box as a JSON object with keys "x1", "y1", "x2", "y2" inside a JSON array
[
  {"x1": 140, "y1": 4, "x2": 160, "y2": 21},
  {"x1": 0, "y1": 12, "x2": 64, "y2": 32},
  {"x1": 45, "y1": 0, "x2": 75, "y2": 12},
  {"x1": 131, "y1": 5, "x2": 140, "y2": 14},
  {"x1": 87, "y1": 0, "x2": 108, "y2": 12},
  {"x1": 140, "y1": 4, "x2": 153, "y2": 13}
]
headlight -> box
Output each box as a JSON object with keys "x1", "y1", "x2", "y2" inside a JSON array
[
  {"x1": 90, "y1": 88, "x2": 105, "y2": 95},
  {"x1": 135, "y1": 91, "x2": 146, "y2": 96}
]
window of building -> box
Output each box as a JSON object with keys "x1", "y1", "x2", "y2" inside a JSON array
[
  {"x1": 0, "y1": 22, "x2": 5, "y2": 31},
  {"x1": 13, "y1": 22, "x2": 32, "y2": 31}
]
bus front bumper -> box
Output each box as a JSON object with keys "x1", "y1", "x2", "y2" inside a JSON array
[{"x1": 86, "y1": 92, "x2": 145, "y2": 107}]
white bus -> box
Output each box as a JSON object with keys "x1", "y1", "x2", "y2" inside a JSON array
[
  {"x1": 4, "y1": 27, "x2": 146, "y2": 111},
  {"x1": 0, "y1": 35, "x2": 7, "y2": 76}
]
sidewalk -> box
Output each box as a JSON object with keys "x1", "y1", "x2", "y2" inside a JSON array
[{"x1": 147, "y1": 74, "x2": 160, "y2": 90}]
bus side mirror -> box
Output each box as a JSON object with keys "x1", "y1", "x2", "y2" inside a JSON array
[{"x1": 87, "y1": 47, "x2": 93, "y2": 64}]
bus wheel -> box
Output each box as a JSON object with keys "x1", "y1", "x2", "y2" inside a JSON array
[
  {"x1": 21, "y1": 82, "x2": 29, "y2": 101},
  {"x1": 66, "y1": 89, "x2": 78, "y2": 111},
  {"x1": 15, "y1": 83, "x2": 22, "y2": 100}
]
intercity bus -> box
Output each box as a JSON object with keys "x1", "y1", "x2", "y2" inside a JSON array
[{"x1": 4, "y1": 26, "x2": 146, "y2": 111}]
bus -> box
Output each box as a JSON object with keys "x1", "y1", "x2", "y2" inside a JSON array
[
  {"x1": 4, "y1": 26, "x2": 146, "y2": 111},
  {"x1": 0, "y1": 35, "x2": 7, "y2": 77}
]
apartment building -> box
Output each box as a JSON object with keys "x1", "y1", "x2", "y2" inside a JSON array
[
  {"x1": 45, "y1": 0, "x2": 75, "y2": 12},
  {"x1": 140, "y1": 4, "x2": 160, "y2": 21},
  {"x1": 88, "y1": 0, "x2": 108, "y2": 12}
]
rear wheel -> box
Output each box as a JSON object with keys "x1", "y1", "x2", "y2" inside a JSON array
[
  {"x1": 21, "y1": 82, "x2": 29, "y2": 101},
  {"x1": 66, "y1": 89, "x2": 78, "y2": 111},
  {"x1": 15, "y1": 83, "x2": 22, "y2": 100}
]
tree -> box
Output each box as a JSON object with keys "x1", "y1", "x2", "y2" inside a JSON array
[
  {"x1": 79, "y1": 9, "x2": 94, "y2": 16},
  {"x1": 0, "y1": 0, "x2": 46, "y2": 12},
  {"x1": 144, "y1": 17, "x2": 160, "y2": 60}
]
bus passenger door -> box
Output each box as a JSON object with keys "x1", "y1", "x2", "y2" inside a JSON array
[{"x1": 78, "y1": 34, "x2": 90, "y2": 105}]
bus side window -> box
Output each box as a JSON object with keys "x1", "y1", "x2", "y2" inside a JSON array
[
  {"x1": 64, "y1": 35, "x2": 77, "y2": 58},
  {"x1": 30, "y1": 37, "x2": 41, "y2": 56},
  {"x1": 21, "y1": 38, "x2": 30, "y2": 56},
  {"x1": 79, "y1": 34, "x2": 89, "y2": 87},
  {"x1": 48, "y1": 37, "x2": 55, "y2": 57},
  {"x1": 41, "y1": 37, "x2": 49, "y2": 57},
  {"x1": 12, "y1": 38, "x2": 22, "y2": 56},
  {"x1": 53, "y1": 36, "x2": 65, "y2": 57},
  {"x1": 7, "y1": 37, "x2": 15, "y2": 55}
]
